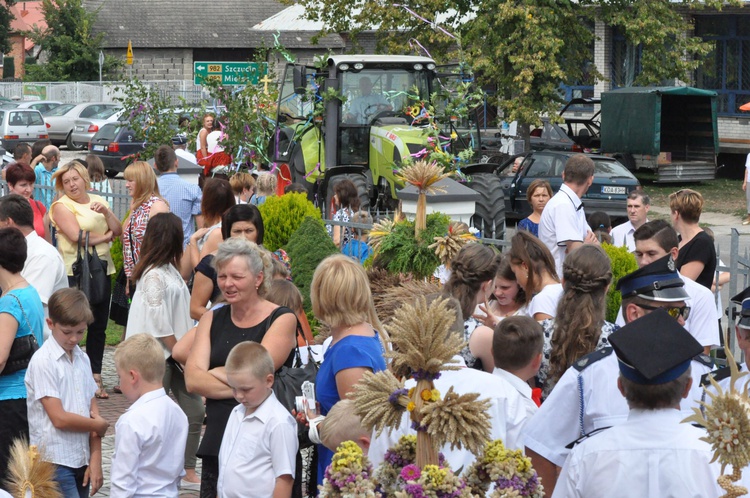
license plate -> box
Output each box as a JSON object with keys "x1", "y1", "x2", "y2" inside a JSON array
[
  {"x1": 75, "y1": 126, "x2": 84, "y2": 131},
  {"x1": 602, "y1": 186, "x2": 626, "y2": 195},
  {"x1": 92, "y1": 145, "x2": 105, "y2": 151}
]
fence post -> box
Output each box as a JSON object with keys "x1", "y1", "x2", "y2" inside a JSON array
[{"x1": 727, "y1": 228, "x2": 741, "y2": 360}]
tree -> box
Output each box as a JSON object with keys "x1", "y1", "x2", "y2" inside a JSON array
[
  {"x1": 24, "y1": 0, "x2": 119, "y2": 81},
  {"x1": 295, "y1": 0, "x2": 740, "y2": 134},
  {"x1": 0, "y1": 1, "x2": 16, "y2": 56}
]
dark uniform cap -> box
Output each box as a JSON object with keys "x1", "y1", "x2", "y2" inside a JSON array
[
  {"x1": 616, "y1": 254, "x2": 688, "y2": 302},
  {"x1": 730, "y1": 286, "x2": 750, "y2": 330},
  {"x1": 608, "y1": 309, "x2": 703, "y2": 385}
]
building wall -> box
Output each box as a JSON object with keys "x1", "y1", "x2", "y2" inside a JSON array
[
  {"x1": 106, "y1": 47, "x2": 193, "y2": 80},
  {"x1": 7, "y1": 34, "x2": 25, "y2": 79}
]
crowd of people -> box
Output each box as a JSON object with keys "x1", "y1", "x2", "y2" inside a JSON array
[{"x1": 0, "y1": 145, "x2": 742, "y2": 498}]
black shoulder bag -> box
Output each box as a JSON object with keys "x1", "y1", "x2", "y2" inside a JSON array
[{"x1": 71, "y1": 230, "x2": 109, "y2": 305}]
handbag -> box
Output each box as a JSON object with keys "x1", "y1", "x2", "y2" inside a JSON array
[
  {"x1": 71, "y1": 230, "x2": 109, "y2": 305},
  {"x1": 273, "y1": 323, "x2": 319, "y2": 449},
  {"x1": 1, "y1": 294, "x2": 39, "y2": 375}
]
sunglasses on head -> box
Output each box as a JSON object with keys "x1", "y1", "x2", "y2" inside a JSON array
[{"x1": 637, "y1": 303, "x2": 691, "y2": 321}]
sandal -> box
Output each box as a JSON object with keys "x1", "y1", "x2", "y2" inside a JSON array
[
  {"x1": 113, "y1": 385, "x2": 122, "y2": 394},
  {"x1": 93, "y1": 375, "x2": 109, "y2": 399}
]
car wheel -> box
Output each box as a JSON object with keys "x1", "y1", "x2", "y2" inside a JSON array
[
  {"x1": 66, "y1": 132, "x2": 84, "y2": 151},
  {"x1": 465, "y1": 172, "x2": 506, "y2": 240}
]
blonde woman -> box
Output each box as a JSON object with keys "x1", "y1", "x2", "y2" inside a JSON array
[
  {"x1": 49, "y1": 161, "x2": 122, "y2": 398},
  {"x1": 250, "y1": 171, "x2": 277, "y2": 206},
  {"x1": 310, "y1": 254, "x2": 388, "y2": 483}
]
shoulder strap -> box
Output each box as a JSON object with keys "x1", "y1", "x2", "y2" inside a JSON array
[
  {"x1": 565, "y1": 426, "x2": 612, "y2": 450},
  {"x1": 6, "y1": 292, "x2": 33, "y2": 335},
  {"x1": 693, "y1": 353, "x2": 714, "y2": 369},
  {"x1": 701, "y1": 362, "x2": 742, "y2": 387},
  {"x1": 572, "y1": 347, "x2": 613, "y2": 372}
]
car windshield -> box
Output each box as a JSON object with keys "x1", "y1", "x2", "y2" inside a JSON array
[
  {"x1": 44, "y1": 104, "x2": 76, "y2": 116},
  {"x1": 593, "y1": 159, "x2": 634, "y2": 179}
]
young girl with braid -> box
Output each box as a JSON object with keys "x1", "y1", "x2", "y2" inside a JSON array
[{"x1": 536, "y1": 245, "x2": 616, "y2": 398}]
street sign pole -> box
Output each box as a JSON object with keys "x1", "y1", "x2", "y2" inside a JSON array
[{"x1": 98, "y1": 50, "x2": 104, "y2": 100}]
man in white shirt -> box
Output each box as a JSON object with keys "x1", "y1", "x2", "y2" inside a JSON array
[
  {"x1": 552, "y1": 311, "x2": 721, "y2": 498},
  {"x1": 609, "y1": 191, "x2": 650, "y2": 252},
  {"x1": 614, "y1": 219, "x2": 718, "y2": 354},
  {"x1": 539, "y1": 154, "x2": 599, "y2": 277},
  {"x1": 0, "y1": 194, "x2": 68, "y2": 339},
  {"x1": 344, "y1": 76, "x2": 392, "y2": 124}
]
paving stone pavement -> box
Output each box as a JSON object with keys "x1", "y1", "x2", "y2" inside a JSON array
[{"x1": 96, "y1": 347, "x2": 201, "y2": 497}]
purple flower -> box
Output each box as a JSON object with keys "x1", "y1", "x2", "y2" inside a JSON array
[
  {"x1": 401, "y1": 464, "x2": 421, "y2": 481},
  {"x1": 412, "y1": 370, "x2": 441, "y2": 381},
  {"x1": 388, "y1": 388, "x2": 408, "y2": 405},
  {"x1": 404, "y1": 483, "x2": 426, "y2": 498}
]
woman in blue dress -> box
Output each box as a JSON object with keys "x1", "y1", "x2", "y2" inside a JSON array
[{"x1": 517, "y1": 179, "x2": 553, "y2": 238}]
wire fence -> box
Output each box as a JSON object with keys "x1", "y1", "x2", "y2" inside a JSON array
[{"x1": 0, "y1": 80, "x2": 206, "y2": 105}]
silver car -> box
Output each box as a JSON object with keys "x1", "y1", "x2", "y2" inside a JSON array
[
  {"x1": 44, "y1": 102, "x2": 121, "y2": 150},
  {"x1": 0, "y1": 100, "x2": 63, "y2": 114},
  {"x1": 70, "y1": 107, "x2": 123, "y2": 150},
  {"x1": 0, "y1": 109, "x2": 48, "y2": 152}
]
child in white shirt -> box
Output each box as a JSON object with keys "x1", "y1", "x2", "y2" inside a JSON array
[
  {"x1": 110, "y1": 334, "x2": 188, "y2": 497},
  {"x1": 25, "y1": 288, "x2": 109, "y2": 497},
  {"x1": 492, "y1": 315, "x2": 544, "y2": 421},
  {"x1": 218, "y1": 342, "x2": 298, "y2": 498}
]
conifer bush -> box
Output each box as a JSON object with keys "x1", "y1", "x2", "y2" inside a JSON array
[
  {"x1": 602, "y1": 242, "x2": 638, "y2": 323},
  {"x1": 258, "y1": 192, "x2": 321, "y2": 252}
]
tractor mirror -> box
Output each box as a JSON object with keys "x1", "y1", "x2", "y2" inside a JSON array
[{"x1": 293, "y1": 66, "x2": 307, "y2": 95}]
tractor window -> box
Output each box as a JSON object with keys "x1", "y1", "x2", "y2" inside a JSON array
[
  {"x1": 277, "y1": 66, "x2": 315, "y2": 121},
  {"x1": 341, "y1": 69, "x2": 430, "y2": 125}
]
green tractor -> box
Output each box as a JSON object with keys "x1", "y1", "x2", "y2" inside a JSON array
[{"x1": 271, "y1": 54, "x2": 505, "y2": 238}]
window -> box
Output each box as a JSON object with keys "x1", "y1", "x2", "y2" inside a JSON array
[{"x1": 611, "y1": 28, "x2": 642, "y2": 88}]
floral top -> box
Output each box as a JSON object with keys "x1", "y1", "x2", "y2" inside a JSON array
[
  {"x1": 459, "y1": 317, "x2": 483, "y2": 370},
  {"x1": 123, "y1": 195, "x2": 161, "y2": 278},
  {"x1": 517, "y1": 217, "x2": 539, "y2": 238},
  {"x1": 537, "y1": 319, "x2": 618, "y2": 399},
  {"x1": 329, "y1": 207, "x2": 354, "y2": 246}
]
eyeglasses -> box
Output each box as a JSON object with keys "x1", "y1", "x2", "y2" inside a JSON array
[{"x1": 636, "y1": 303, "x2": 691, "y2": 321}]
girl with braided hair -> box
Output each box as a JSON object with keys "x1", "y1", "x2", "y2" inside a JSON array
[
  {"x1": 537, "y1": 244, "x2": 616, "y2": 398},
  {"x1": 508, "y1": 231, "x2": 562, "y2": 321},
  {"x1": 441, "y1": 243, "x2": 498, "y2": 371}
]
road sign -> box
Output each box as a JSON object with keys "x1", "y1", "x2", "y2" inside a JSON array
[
  {"x1": 193, "y1": 62, "x2": 268, "y2": 86},
  {"x1": 126, "y1": 41, "x2": 133, "y2": 65}
]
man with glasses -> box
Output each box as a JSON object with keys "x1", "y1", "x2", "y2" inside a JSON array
[
  {"x1": 614, "y1": 219, "x2": 718, "y2": 355},
  {"x1": 522, "y1": 255, "x2": 716, "y2": 496}
]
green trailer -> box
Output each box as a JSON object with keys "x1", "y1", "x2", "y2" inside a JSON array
[{"x1": 600, "y1": 86, "x2": 718, "y2": 182}]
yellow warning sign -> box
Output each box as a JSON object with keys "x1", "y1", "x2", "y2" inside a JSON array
[{"x1": 126, "y1": 40, "x2": 133, "y2": 65}]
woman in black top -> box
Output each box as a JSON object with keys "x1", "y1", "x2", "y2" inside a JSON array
[
  {"x1": 185, "y1": 237, "x2": 297, "y2": 498},
  {"x1": 670, "y1": 189, "x2": 716, "y2": 289}
]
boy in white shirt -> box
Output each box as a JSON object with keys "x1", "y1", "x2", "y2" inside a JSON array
[
  {"x1": 24, "y1": 288, "x2": 109, "y2": 497},
  {"x1": 110, "y1": 334, "x2": 188, "y2": 497},
  {"x1": 218, "y1": 342, "x2": 298, "y2": 498},
  {"x1": 492, "y1": 315, "x2": 544, "y2": 420},
  {"x1": 317, "y1": 399, "x2": 371, "y2": 454}
]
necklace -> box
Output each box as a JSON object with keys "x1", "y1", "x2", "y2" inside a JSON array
[{"x1": 3, "y1": 278, "x2": 25, "y2": 293}]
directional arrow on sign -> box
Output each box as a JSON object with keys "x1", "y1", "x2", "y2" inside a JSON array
[{"x1": 196, "y1": 65, "x2": 205, "y2": 71}]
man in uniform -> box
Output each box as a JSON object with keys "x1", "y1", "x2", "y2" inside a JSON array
[
  {"x1": 551, "y1": 310, "x2": 721, "y2": 497},
  {"x1": 522, "y1": 255, "x2": 715, "y2": 495}
]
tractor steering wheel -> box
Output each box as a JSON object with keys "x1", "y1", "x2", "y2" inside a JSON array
[{"x1": 368, "y1": 109, "x2": 401, "y2": 124}]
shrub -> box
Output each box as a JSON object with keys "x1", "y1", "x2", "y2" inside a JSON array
[
  {"x1": 285, "y1": 216, "x2": 339, "y2": 317},
  {"x1": 602, "y1": 242, "x2": 638, "y2": 323},
  {"x1": 259, "y1": 192, "x2": 321, "y2": 252},
  {"x1": 374, "y1": 213, "x2": 450, "y2": 279},
  {"x1": 110, "y1": 230, "x2": 124, "y2": 287}
]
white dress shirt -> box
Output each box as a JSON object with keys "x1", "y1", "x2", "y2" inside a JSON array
[
  {"x1": 369, "y1": 356, "x2": 528, "y2": 472},
  {"x1": 492, "y1": 368, "x2": 537, "y2": 421},
  {"x1": 22, "y1": 230, "x2": 68, "y2": 339},
  {"x1": 615, "y1": 272, "x2": 719, "y2": 348},
  {"x1": 110, "y1": 388, "x2": 188, "y2": 498},
  {"x1": 539, "y1": 184, "x2": 590, "y2": 278},
  {"x1": 126, "y1": 264, "x2": 192, "y2": 358},
  {"x1": 218, "y1": 392, "x2": 298, "y2": 498},
  {"x1": 25, "y1": 338, "x2": 97, "y2": 468},
  {"x1": 609, "y1": 220, "x2": 641, "y2": 253},
  {"x1": 552, "y1": 409, "x2": 722, "y2": 498},
  {"x1": 522, "y1": 350, "x2": 713, "y2": 468}
]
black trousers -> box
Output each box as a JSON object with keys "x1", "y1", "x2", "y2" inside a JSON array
[{"x1": 68, "y1": 276, "x2": 111, "y2": 374}]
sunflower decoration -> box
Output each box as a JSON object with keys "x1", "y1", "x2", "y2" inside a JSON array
[
  {"x1": 428, "y1": 221, "x2": 477, "y2": 266},
  {"x1": 350, "y1": 295, "x2": 491, "y2": 468},
  {"x1": 5, "y1": 439, "x2": 61, "y2": 498},
  {"x1": 683, "y1": 342, "x2": 750, "y2": 498},
  {"x1": 396, "y1": 160, "x2": 451, "y2": 236}
]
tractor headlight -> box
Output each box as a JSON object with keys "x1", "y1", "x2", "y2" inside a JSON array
[
  {"x1": 354, "y1": 63, "x2": 364, "y2": 70},
  {"x1": 339, "y1": 64, "x2": 350, "y2": 71},
  {"x1": 413, "y1": 63, "x2": 424, "y2": 70}
]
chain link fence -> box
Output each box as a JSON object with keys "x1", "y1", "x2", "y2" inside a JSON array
[{"x1": 0, "y1": 81, "x2": 206, "y2": 105}]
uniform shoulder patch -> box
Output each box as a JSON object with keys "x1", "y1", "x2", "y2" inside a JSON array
[
  {"x1": 701, "y1": 362, "x2": 743, "y2": 387},
  {"x1": 573, "y1": 347, "x2": 613, "y2": 372},
  {"x1": 692, "y1": 353, "x2": 714, "y2": 368}
]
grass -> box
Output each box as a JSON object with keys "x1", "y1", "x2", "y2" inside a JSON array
[
  {"x1": 79, "y1": 320, "x2": 125, "y2": 347},
  {"x1": 636, "y1": 172, "x2": 746, "y2": 218}
]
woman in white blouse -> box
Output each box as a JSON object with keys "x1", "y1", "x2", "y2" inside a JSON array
[
  {"x1": 508, "y1": 231, "x2": 562, "y2": 321},
  {"x1": 126, "y1": 212, "x2": 203, "y2": 490}
]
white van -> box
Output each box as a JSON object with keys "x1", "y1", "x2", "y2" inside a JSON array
[{"x1": 0, "y1": 109, "x2": 48, "y2": 152}]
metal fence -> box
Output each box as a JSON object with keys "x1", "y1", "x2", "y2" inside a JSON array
[
  {"x1": 0, "y1": 80, "x2": 206, "y2": 105},
  {"x1": 721, "y1": 228, "x2": 750, "y2": 361}
]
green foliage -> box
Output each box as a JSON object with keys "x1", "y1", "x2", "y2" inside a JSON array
[
  {"x1": 2, "y1": 56, "x2": 13, "y2": 79},
  {"x1": 24, "y1": 0, "x2": 120, "y2": 82},
  {"x1": 285, "y1": 216, "x2": 339, "y2": 315},
  {"x1": 0, "y1": 3, "x2": 14, "y2": 55},
  {"x1": 602, "y1": 243, "x2": 638, "y2": 323},
  {"x1": 258, "y1": 193, "x2": 322, "y2": 252},
  {"x1": 110, "y1": 234, "x2": 123, "y2": 287},
  {"x1": 113, "y1": 78, "x2": 184, "y2": 160},
  {"x1": 375, "y1": 213, "x2": 450, "y2": 279}
]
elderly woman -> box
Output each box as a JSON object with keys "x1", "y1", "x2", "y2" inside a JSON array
[
  {"x1": 5, "y1": 162, "x2": 50, "y2": 241},
  {"x1": 49, "y1": 161, "x2": 122, "y2": 399},
  {"x1": 0, "y1": 227, "x2": 44, "y2": 483},
  {"x1": 311, "y1": 254, "x2": 389, "y2": 483},
  {"x1": 670, "y1": 188, "x2": 716, "y2": 289},
  {"x1": 185, "y1": 237, "x2": 297, "y2": 497}
]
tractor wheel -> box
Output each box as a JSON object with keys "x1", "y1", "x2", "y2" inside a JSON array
[
  {"x1": 465, "y1": 172, "x2": 506, "y2": 239},
  {"x1": 324, "y1": 173, "x2": 370, "y2": 220}
]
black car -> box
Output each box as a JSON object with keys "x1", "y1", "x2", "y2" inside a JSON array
[
  {"x1": 88, "y1": 122, "x2": 145, "y2": 177},
  {"x1": 495, "y1": 150, "x2": 641, "y2": 223}
]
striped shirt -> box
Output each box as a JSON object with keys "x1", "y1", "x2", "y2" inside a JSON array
[
  {"x1": 33, "y1": 164, "x2": 56, "y2": 210},
  {"x1": 25, "y1": 338, "x2": 97, "y2": 468},
  {"x1": 157, "y1": 172, "x2": 202, "y2": 247}
]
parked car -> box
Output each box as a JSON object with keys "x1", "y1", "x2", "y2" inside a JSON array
[
  {"x1": 494, "y1": 150, "x2": 641, "y2": 223},
  {"x1": 44, "y1": 102, "x2": 121, "y2": 150},
  {"x1": 0, "y1": 109, "x2": 48, "y2": 152},
  {"x1": 559, "y1": 97, "x2": 601, "y2": 152},
  {"x1": 529, "y1": 118, "x2": 583, "y2": 153},
  {"x1": 70, "y1": 107, "x2": 124, "y2": 150},
  {"x1": 0, "y1": 100, "x2": 63, "y2": 114},
  {"x1": 88, "y1": 122, "x2": 144, "y2": 177}
]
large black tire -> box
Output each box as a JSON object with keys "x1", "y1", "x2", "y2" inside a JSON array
[
  {"x1": 324, "y1": 173, "x2": 370, "y2": 220},
  {"x1": 465, "y1": 172, "x2": 506, "y2": 239}
]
